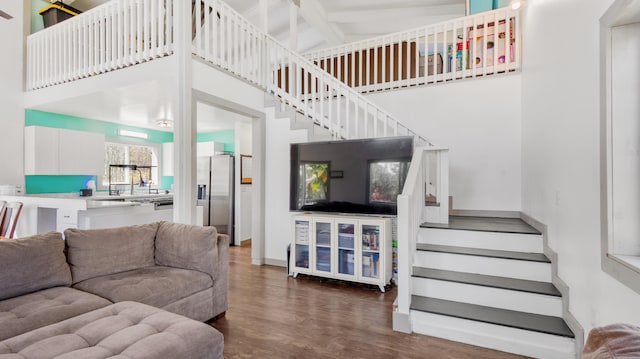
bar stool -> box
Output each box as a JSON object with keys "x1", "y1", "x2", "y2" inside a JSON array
[{"x1": 0, "y1": 201, "x2": 23, "y2": 239}]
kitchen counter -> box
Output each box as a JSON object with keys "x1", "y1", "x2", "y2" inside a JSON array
[
  {"x1": 86, "y1": 200, "x2": 142, "y2": 209},
  {"x1": 0, "y1": 193, "x2": 173, "y2": 237}
]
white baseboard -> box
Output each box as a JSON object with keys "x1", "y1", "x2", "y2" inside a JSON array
[
  {"x1": 265, "y1": 258, "x2": 287, "y2": 267},
  {"x1": 393, "y1": 311, "x2": 412, "y2": 334}
]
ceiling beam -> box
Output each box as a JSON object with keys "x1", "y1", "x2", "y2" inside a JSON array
[
  {"x1": 327, "y1": 4, "x2": 465, "y2": 24},
  {"x1": 0, "y1": 9, "x2": 13, "y2": 19},
  {"x1": 298, "y1": 0, "x2": 344, "y2": 45}
]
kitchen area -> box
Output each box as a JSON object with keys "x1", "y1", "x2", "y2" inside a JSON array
[{"x1": 1, "y1": 107, "x2": 252, "y2": 244}]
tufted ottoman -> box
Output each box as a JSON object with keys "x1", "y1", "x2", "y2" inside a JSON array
[{"x1": 0, "y1": 301, "x2": 223, "y2": 359}]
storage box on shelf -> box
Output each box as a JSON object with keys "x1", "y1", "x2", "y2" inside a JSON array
[{"x1": 291, "y1": 213, "x2": 392, "y2": 292}]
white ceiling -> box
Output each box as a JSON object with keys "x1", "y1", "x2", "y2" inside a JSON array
[
  {"x1": 32, "y1": 80, "x2": 247, "y2": 133},
  {"x1": 42, "y1": 0, "x2": 465, "y2": 130},
  {"x1": 66, "y1": 0, "x2": 466, "y2": 52}
]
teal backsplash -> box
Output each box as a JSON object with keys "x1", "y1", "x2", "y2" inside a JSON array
[
  {"x1": 24, "y1": 110, "x2": 234, "y2": 194},
  {"x1": 26, "y1": 175, "x2": 97, "y2": 194},
  {"x1": 161, "y1": 176, "x2": 174, "y2": 190}
]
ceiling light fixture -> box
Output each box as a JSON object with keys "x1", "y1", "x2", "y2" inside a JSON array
[
  {"x1": 118, "y1": 129, "x2": 148, "y2": 139},
  {"x1": 509, "y1": 0, "x2": 526, "y2": 10},
  {"x1": 156, "y1": 119, "x2": 173, "y2": 128}
]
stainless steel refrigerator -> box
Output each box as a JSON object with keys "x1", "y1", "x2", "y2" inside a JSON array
[{"x1": 197, "y1": 155, "x2": 234, "y2": 243}]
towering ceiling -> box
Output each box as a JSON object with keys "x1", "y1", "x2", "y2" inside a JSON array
[{"x1": 67, "y1": 0, "x2": 466, "y2": 52}]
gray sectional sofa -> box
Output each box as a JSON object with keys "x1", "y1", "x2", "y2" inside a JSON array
[{"x1": 0, "y1": 221, "x2": 228, "y2": 358}]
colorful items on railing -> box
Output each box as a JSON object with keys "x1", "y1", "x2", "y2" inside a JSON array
[{"x1": 303, "y1": 8, "x2": 521, "y2": 93}]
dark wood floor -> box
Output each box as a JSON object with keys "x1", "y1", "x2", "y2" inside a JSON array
[{"x1": 208, "y1": 246, "x2": 529, "y2": 359}]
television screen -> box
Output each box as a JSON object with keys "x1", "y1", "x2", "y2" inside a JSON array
[{"x1": 290, "y1": 136, "x2": 413, "y2": 215}]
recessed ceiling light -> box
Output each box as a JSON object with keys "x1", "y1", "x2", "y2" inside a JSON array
[
  {"x1": 118, "y1": 129, "x2": 148, "y2": 139},
  {"x1": 509, "y1": 0, "x2": 526, "y2": 10}
]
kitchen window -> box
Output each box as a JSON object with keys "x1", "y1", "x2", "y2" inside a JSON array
[{"x1": 102, "y1": 142, "x2": 160, "y2": 188}]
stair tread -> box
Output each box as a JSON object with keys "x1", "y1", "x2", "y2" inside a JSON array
[
  {"x1": 411, "y1": 295, "x2": 574, "y2": 338},
  {"x1": 416, "y1": 243, "x2": 550, "y2": 263},
  {"x1": 412, "y1": 267, "x2": 561, "y2": 297},
  {"x1": 421, "y1": 216, "x2": 541, "y2": 235}
]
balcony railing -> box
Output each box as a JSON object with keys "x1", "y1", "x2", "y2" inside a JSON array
[
  {"x1": 192, "y1": 0, "x2": 431, "y2": 145},
  {"x1": 303, "y1": 8, "x2": 521, "y2": 93},
  {"x1": 27, "y1": 0, "x2": 174, "y2": 90}
]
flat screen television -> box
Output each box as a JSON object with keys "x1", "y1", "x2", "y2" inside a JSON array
[{"x1": 290, "y1": 136, "x2": 414, "y2": 215}]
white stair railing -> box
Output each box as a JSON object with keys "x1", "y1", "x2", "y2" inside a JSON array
[
  {"x1": 396, "y1": 146, "x2": 449, "y2": 329},
  {"x1": 191, "y1": 0, "x2": 431, "y2": 145},
  {"x1": 27, "y1": 0, "x2": 175, "y2": 91},
  {"x1": 304, "y1": 8, "x2": 521, "y2": 93}
]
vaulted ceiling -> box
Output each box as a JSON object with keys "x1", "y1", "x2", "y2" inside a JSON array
[{"x1": 67, "y1": 0, "x2": 466, "y2": 52}]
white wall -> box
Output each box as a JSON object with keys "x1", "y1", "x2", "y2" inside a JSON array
[
  {"x1": 521, "y1": 0, "x2": 640, "y2": 334},
  {"x1": 367, "y1": 75, "x2": 522, "y2": 211},
  {"x1": 264, "y1": 110, "x2": 308, "y2": 264},
  {"x1": 234, "y1": 120, "x2": 252, "y2": 245},
  {"x1": 0, "y1": 1, "x2": 26, "y2": 187}
]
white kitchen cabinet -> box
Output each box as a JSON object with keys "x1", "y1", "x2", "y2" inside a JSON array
[
  {"x1": 24, "y1": 126, "x2": 59, "y2": 175},
  {"x1": 197, "y1": 141, "x2": 223, "y2": 157},
  {"x1": 162, "y1": 142, "x2": 174, "y2": 176},
  {"x1": 291, "y1": 213, "x2": 392, "y2": 292},
  {"x1": 162, "y1": 142, "x2": 224, "y2": 177},
  {"x1": 24, "y1": 126, "x2": 105, "y2": 176},
  {"x1": 59, "y1": 129, "x2": 105, "y2": 175},
  {"x1": 56, "y1": 208, "x2": 78, "y2": 233}
]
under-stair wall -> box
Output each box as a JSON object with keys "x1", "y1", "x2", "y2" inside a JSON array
[{"x1": 367, "y1": 75, "x2": 522, "y2": 212}]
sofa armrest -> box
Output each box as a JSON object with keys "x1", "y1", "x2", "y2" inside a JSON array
[
  {"x1": 155, "y1": 222, "x2": 220, "y2": 278},
  {"x1": 211, "y1": 234, "x2": 229, "y2": 317}
]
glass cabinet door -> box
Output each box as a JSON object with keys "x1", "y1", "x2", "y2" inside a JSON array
[
  {"x1": 337, "y1": 222, "x2": 356, "y2": 277},
  {"x1": 294, "y1": 219, "x2": 310, "y2": 269},
  {"x1": 360, "y1": 223, "x2": 381, "y2": 280},
  {"x1": 314, "y1": 220, "x2": 332, "y2": 273}
]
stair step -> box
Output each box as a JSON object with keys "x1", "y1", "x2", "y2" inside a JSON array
[
  {"x1": 411, "y1": 295, "x2": 574, "y2": 338},
  {"x1": 412, "y1": 267, "x2": 561, "y2": 297},
  {"x1": 416, "y1": 243, "x2": 550, "y2": 263},
  {"x1": 418, "y1": 227, "x2": 543, "y2": 253},
  {"x1": 421, "y1": 215, "x2": 541, "y2": 235},
  {"x1": 415, "y1": 250, "x2": 552, "y2": 282}
]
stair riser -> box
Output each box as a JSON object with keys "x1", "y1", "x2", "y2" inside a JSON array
[
  {"x1": 411, "y1": 277, "x2": 562, "y2": 317},
  {"x1": 418, "y1": 227, "x2": 543, "y2": 253},
  {"x1": 414, "y1": 251, "x2": 552, "y2": 282},
  {"x1": 269, "y1": 107, "x2": 331, "y2": 142},
  {"x1": 410, "y1": 310, "x2": 575, "y2": 359}
]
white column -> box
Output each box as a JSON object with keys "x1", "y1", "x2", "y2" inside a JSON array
[
  {"x1": 251, "y1": 116, "x2": 266, "y2": 265},
  {"x1": 172, "y1": 0, "x2": 197, "y2": 224},
  {"x1": 259, "y1": 0, "x2": 268, "y2": 33},
  {"x1": 289, "y1": 1, "x2": 298, "y2": 51}
]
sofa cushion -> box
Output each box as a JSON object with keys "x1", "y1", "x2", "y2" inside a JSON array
[
  {"x1": 73, "y1": 266, "x2": 213, "y2": 309},
  {"x1": 0, "y1": 287, "x2": 111, "y2": 341},
  {"x1": 155, "y1": 221, "x2": 218, "y2": 278},
  {"x1": 0, "y1": 232, "x2": 71, "y2": 301},
  {"x1": 65, "y1": 223, "x2": 159, "y2": 284},
  {"x1": 583, "y1": 323, "x2": 640, "y2": 359},
  {"x1": 0, "y1": 301, "x2": 224, "y2": 359}
]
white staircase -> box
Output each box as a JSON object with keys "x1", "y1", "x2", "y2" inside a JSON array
[
  {"x1": 263, "y1": 93, "x2": 334, "y2": 142},
  {"x1": 409, "y1": 216, "x2": 576, "y2": 359}
]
